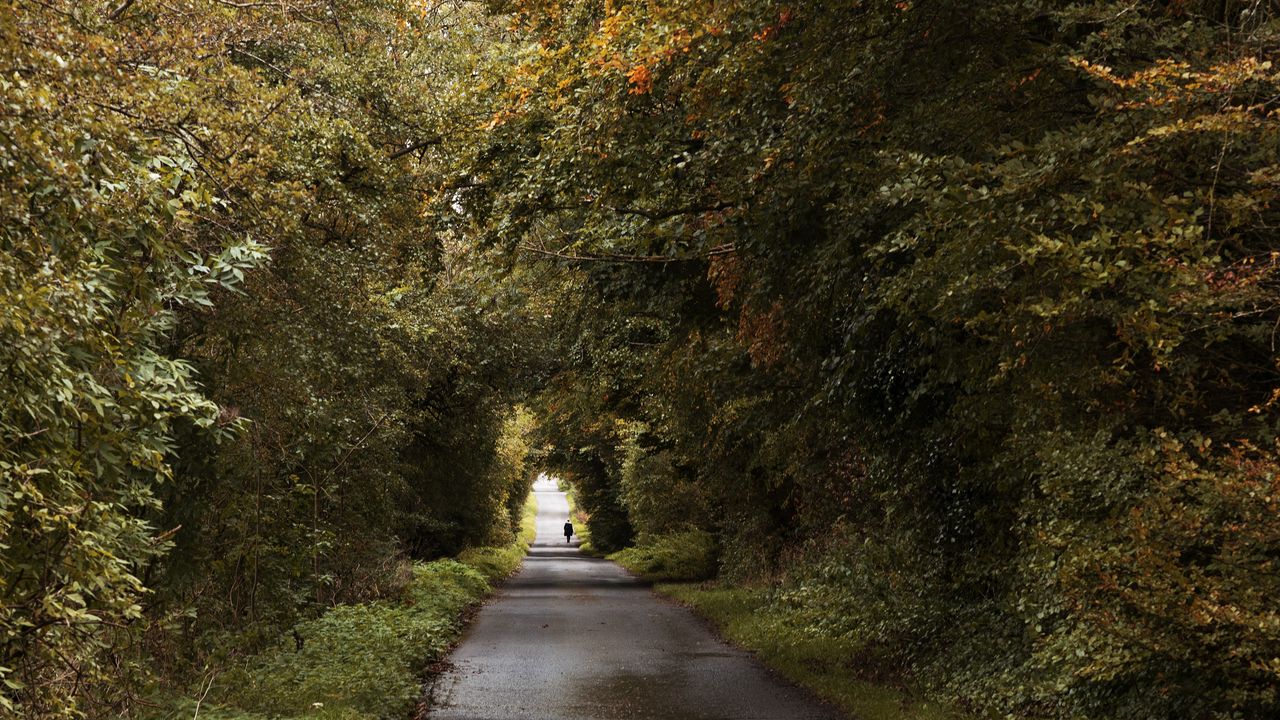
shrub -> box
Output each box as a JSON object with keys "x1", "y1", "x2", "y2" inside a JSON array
[
  {"x1": 202, "y1": 559, "x2": 488, "y2": 720},
  {"x1": 169, "y1": 556, "x2": 486, "y2": 719},
  {"x1": 609, "y1": 531, "x2": 718, "y2": 582}
]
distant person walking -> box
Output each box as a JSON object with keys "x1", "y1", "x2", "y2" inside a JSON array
[{"x1": 563, "y1": 520, "x2": 574, "y2": 543}]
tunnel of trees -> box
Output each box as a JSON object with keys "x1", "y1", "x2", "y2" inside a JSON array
[{"x1": 2, "y1": 1, "x2": 1279, "y2": 718}]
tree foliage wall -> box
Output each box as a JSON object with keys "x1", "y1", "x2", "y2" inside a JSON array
[
  {"x1": 451, "y1": 1, "x2": 1280, "y2": 718},
  {"x1": 1, "y1": 2, "x2": 543, "y2": 715}
]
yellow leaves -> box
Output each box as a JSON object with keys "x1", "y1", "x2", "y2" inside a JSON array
[
  {"x1": 1131, "y1": 111, "x2": 1259, "y2": 146},
  {"x1": 587, "y1": 4, "x2": 706, "y2": 95},
  {"x1": 486, "y1": 43, "x2": 577, "y2": 126},
  {"x1": 1247, "y1": 388, "x2": 1280, "y2": 415},
  {"x1": 486, "y1": 87, "x2": 532, "y2": 129},
  {"x1": 1073, "y1": 55, "x2": 1277, "y2": 115},
  {"x1": 600, "y1": 4, "x2": 628, "y2": 42}
]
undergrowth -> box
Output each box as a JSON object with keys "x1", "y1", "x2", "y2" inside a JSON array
[
  {"x1": 153, "y1": 495, "x2": 537, "y2": 720},
  {"x1": 608, "y1": 531, "x2": 716, "y2": 582}
]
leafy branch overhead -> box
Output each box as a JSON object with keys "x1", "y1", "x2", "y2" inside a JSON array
[{"x1": 3, "y1": 1, "x2": 1280, "y2": 720}]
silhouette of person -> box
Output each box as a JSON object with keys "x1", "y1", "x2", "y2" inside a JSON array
[{"x1": 563, "y1": 520, "x2": 574, "y2": 543}]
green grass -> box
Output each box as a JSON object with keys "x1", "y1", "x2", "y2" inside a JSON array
[
  {"x1": 657, "y1": 583, "x2": 963, "y2": 720},
  {"x1": 154, "y1": 495, "x2": 539, "y2": 720},
  {"x1": 520, "y1": 491, "x2": 538, "y2": 546},
  {"x1": 608, "y1": 531, "x2": 716, "y2": 582}
]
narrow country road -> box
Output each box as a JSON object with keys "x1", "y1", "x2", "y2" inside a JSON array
[{"x1": 425, "y1": 478, "x2": 847, "y2": 720}]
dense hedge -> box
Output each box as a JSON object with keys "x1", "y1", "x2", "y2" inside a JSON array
[{"x1": 1, "y1": 2, "x2": 542, "y2": 715}]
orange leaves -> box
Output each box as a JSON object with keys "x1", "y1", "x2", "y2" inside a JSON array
[
  {"x1": 1248, "y1": 388, "x2": 1280, "y2": 416},
  {"x1": 753, "y1": 7, "x2": 794, "y2": 43},
  {"x1": 707, "y1": 251, "x2": 742, "y2": 310},
  {"x1": 627, "y1": 64, "x2": 653, "y2": 94},
  {"x1": 1011, "y1": 67, "x2": 1042, "y2": 90},
  {"x1": 599, "y1": 5, "x2": 628, "y2": 42},
  {"x1": 591, "y1": 5, "x2": 707, "y2": 96},
  {"x1": 707, "y1": 251, "x2": 786, "y2": 367},
  {"x1": 738, "y1": 299, "x2": 787, "y2": 368},
  {"x1": 588, "y1": 5, "x2": 659, "y2": 95},
  {"x1": 486, "y1": 88, "x2": 533, "y2": 129}
]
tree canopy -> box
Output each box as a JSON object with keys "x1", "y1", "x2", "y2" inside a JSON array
[{"x1": 2, "y1": 1, "x2": 1279, "y2": 719}]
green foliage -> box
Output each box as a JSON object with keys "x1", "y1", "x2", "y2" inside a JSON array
[
  {"x1": 450, "y1": 1, "x2": 1280, "y2": 718},
  {"x1": 156, "y1": 493, "x2": 535, "y2": 720},
  {"x1": 0, "y1": 2, "x2": 267, "y2": 711},
  {"x1": 457, "y1": 492, "x2": 537, "y2": 581},
  {"x1": 6, "y1": 0, "x2": 1280, "y2": 718},
  {"x1": 190, "y1": 560, "x2": 489, "y2": 720},
  {"x1": 609, "y1": 531, "x2": 717, "y2": 583},
  {"x1": 560, "y1": 484, "x2": 601, "y2": 556},
  {"x1": 616, "y1": 422, "x2": 711, "y2": 537},
  {"x1": 1, "y1": 2, "x2": 544, "y2": 715}
]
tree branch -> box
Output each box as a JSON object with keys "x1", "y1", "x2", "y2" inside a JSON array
[
  {"x1": 540, "y1": 200, "x2": 736, "y2": 220},
  {"x1": 387, "y1": 137, "x2": 442, "y2": 160},
  {"x1": 606, "y1": 201, "x2": 735, "y2": 220},
  {"x1": 107, "y1": 0, "x2": 137, "y2": 21},
  {"x1": 517, "y1": 243, "x2": 735, "y2": 264}
]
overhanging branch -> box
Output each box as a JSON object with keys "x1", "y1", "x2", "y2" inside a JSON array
[{"x1": 517, "y1": 243, "x2": 736, "y2": 264}]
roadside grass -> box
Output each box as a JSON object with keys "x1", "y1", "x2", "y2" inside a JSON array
[
  {"x1": 155, "y1": 495, "x2": 538, "y2": 720},
  {"x1": 608, "y1": 531, "x2": 716, "y2": 582},
  {"x1": 458, "y1": 492, "x2": 538, "y2": 577},
  {"x1": 657, "y1": 583, "x2": 962, "y2": 720}
]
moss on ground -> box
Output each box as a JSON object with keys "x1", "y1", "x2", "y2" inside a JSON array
[{"x1": 656, "y1": 583, "x2": 963, "y2": 720}]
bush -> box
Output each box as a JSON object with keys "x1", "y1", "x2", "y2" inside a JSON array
[
  {"x1": 157, "y1": 486, "x2": 533, "y2": 720},
  {"x1": 200, "y1": 559, "x2": 489, "y2": 720},
  {"x1": 608, "y1": 531, "x2": 718, "y2": 582},
  {"x1": 459, "y1": 491, "x2": 538, "y2": 580},
  {"x1": 457, "y1": 546, "x2": 522, "y2": 580}
]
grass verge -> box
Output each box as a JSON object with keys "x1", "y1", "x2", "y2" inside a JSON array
[
  {"x1": 157, "y1": 495, "x2": 538, "y2": 720},
  {"x1": 457, "y1": 492, "x2": 538, "y2": 578},
  {"x1": 607, "y1": 531, "x2": 716, "y2": 582},
  {"x1": 656, "y1": 582, "x2": 961, "y2": 720}
]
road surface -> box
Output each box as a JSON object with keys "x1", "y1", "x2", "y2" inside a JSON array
[{"x1": 425, "y1": 477, "x2": 846, "y2": 720}]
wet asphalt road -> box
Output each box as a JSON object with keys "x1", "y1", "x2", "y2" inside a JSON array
[{"x1": 425, "y1": 478, "x2": 846, "y2": 720}]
